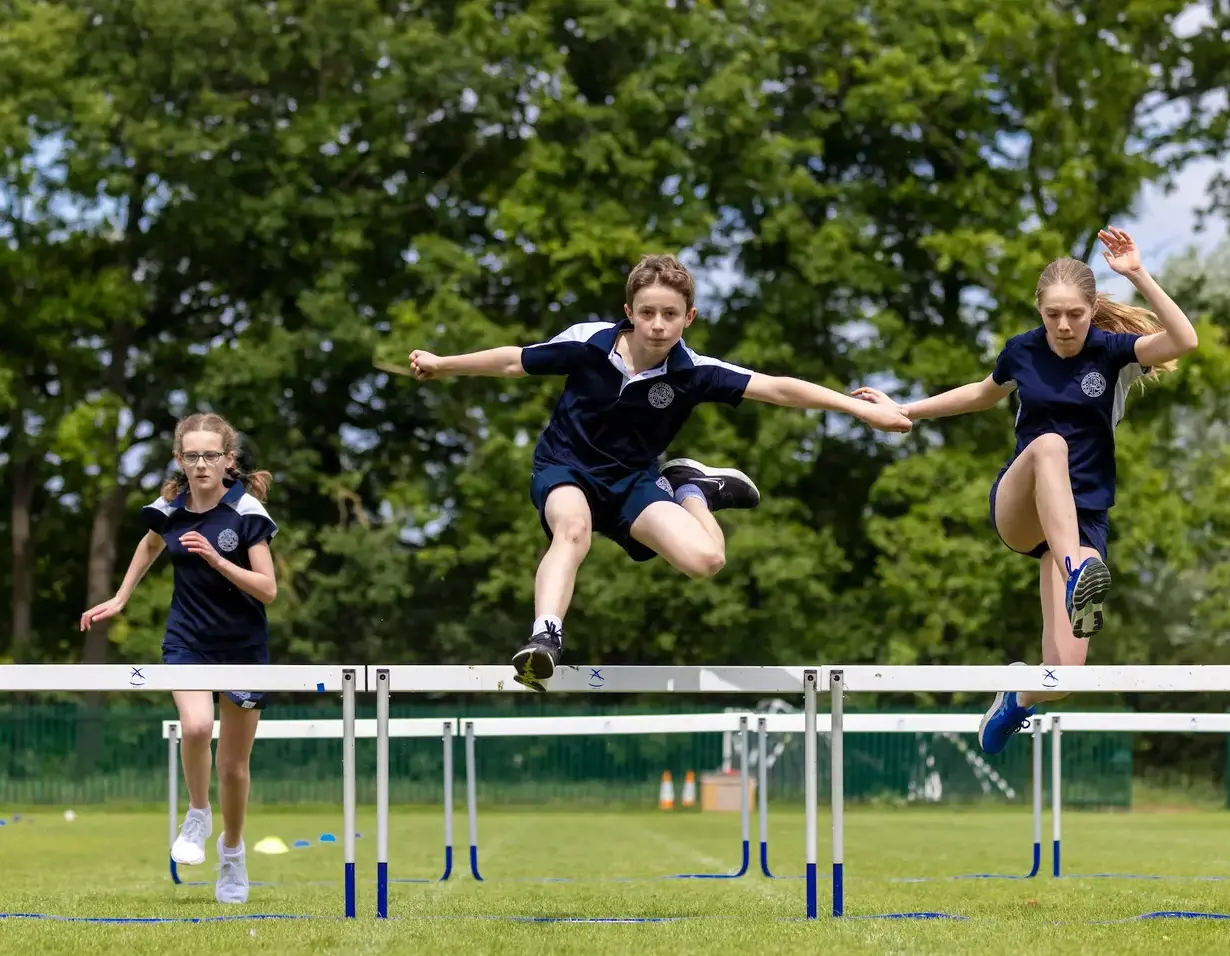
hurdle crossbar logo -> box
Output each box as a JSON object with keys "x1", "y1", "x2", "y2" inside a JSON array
[
  {"x1": 129, "y1": 667, "x2": 147, "y2": 688},
  {"x1": 1042, "y1": 668, "x2": 1058, "y2": 689},
  {"x1": 588, "y1": 668, "x2": 605, "y2": 688}
]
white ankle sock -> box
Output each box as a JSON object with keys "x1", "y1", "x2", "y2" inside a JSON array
[{"x1": 532, "y1": 615, "x2": 563, "y2": 640}]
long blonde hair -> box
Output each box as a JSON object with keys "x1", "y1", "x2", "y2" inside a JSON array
[
  {"x1": 161, "y1": 413, "x2": 273, "y2": 502},
  {"x1": 1036, "y1": 257, "x2": 1176, "y2": 375}
]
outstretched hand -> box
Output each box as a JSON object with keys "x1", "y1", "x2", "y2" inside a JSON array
[
  {"x1": 80, "y1": 596, "x2": 125, "y2": 632},
  {"x1": 1099, "y1": 226, "x2": 1142, "y2": 277},
  {"x1": 409, "y1": 350, "x2": 444, "y2": 381},
  {"x1": 851, "y1": 387, "x2": 912, "y2": 433}
]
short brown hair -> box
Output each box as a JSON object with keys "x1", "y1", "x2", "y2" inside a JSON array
[
  {"x1": 161, "y1": 412, "x2": 273, "y2": 502},
  {"x1": 1036, "y1": 257, "x2": 1175, "y2": 374},
  {"x1": 625, "y1": 254, "x2": 695, "y2": 310}
]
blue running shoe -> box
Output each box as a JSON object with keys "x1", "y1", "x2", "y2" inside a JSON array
[
  {"x1": 1064, "y1": 556, "x2": 1112, "y2": 639},
  {"x1": 978, "y1": 685, "x2": 1036, "y2": 755}
]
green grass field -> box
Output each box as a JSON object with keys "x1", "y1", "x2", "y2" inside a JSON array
[{"x1": 3, "y1": 805, "x2": 1230, "y2": 954}]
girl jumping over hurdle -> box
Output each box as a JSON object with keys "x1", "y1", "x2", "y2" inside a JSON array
[
  {"x1": 856, "y1": 227, "x2": 1198, "y2": 754},
  {"x1": 409, "y1": 254, "x2": 912, "y2": 691},
  {"x1": 80, "y1": 413, "x2": 278, "y2": 903}
]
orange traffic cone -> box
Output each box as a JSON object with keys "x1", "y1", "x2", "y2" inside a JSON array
[
  {"x1": 658, "y1": 770, "x2": 675, "y2": 810},
  {"x1": 681, "y1": 770, "x2": 697, "y2": 808}
]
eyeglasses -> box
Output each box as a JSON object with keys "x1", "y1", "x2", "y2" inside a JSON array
[{"x1": 180, "y1": 451, "x2": 225, "y2": 465}]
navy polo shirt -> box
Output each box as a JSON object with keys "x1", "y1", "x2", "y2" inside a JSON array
[
  {"x1": 520, "y1": 320, "x2": 753, "y2": 480},
  {"x1": 141, "y1": 479, "x2": 278, "y2": 651},
  {"x1": 992, "y1": 326, "x2": 1146, "y2": 510}
]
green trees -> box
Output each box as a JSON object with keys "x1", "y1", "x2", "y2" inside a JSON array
[{"x1": 0, "y1": 0, "x2": 1226, "y2": 697}]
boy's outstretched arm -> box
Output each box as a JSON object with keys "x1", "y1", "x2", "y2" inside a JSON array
[{"x1": 410, "y1": 347, "x2": 527, "y2": 380}]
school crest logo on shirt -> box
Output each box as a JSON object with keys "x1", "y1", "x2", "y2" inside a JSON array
[
  {"x1": 1080, "y1": 371, "x2": 1107, "y2": 398},
  {"x1": 648, "y1": 382, "x2": 675, "y2": 409},
  {"x1": 216, "y1": 529, "x2": 240, "y2": 552}
]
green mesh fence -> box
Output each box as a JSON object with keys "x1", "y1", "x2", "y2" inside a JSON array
[{"x1": 0, "y1": 703, "x2": 1136, "y2": 809}]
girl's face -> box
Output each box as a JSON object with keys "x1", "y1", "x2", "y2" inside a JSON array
[
  {"x1": 1038, "y1": 282, "x2": 1093, "y2": 358},
  {"x1": 624, "y1": 283, "x2": 696, "y2": 355},
  {"x1": 177, "y1": 430, "x2": 233, "y2": 494}
]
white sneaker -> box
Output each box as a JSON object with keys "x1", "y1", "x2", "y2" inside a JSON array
[
  {"x1": 215, "y1": 835, "x2": 250, "y2": 904},
  {"x1": 171, "y1": 808, "x2": 211, "y2": 866}
]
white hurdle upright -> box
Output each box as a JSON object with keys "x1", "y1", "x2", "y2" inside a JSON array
[
  {"x1": 371, "y1": 665, "x2": 810, "y2": 919},
  {"x1": 459, "y1": 712, "x2": 753, "y2": 882},
  {"x1": 0, "y1": 664, "x2": 359, "y2": 918},
  {"x1": 823, "y1": 664, "x2": 1230, "y2": 918}
]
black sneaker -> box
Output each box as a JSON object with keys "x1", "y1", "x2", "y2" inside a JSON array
[
  {"x1": 660, "y1": 458, "x2": 760, "y2": 513},
  {"x1": 512, "y1": 623, "x2": 563, "y2": 693}
]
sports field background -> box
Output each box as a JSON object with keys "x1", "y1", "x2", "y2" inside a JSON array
[{"x1": 4, "y1": 804, "x2": 1230, "y2": 955}]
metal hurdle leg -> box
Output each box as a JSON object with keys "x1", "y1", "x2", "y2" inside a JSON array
[
  {"x1": 1052, "y1": 715, "x2": 1062, "y2": 878},
  {"x1": 1030, "y1": 716, "x2": 1042, "y2": 878},
  {"x1": 466, "y1": 721, "x2": 483, "y2": 881},
  {"x1": 168, "y1": 722, "x2": 181, "y2": 885},
  {"x1": 342, "y1": 668, "x2": 357, "y2": 918},
  {"x1": 803, "y1": 669, "x2": 818, "y2": 919},
  {"x1": 672, "y1": 715, "x2": 751, "y2": 879},
  {"x1": 830, "y1": 669, "x2": 844, "y2": 917},
  {"x1": 442, "y1": 720, "x2": 454, "y2": 881},
  {"x1": 757, "y1": 717, "x2": 772, "y2": 877},
  {"x1": 759, "y1": 713, "x2": 804, "y2": 879},
  {"x1": 376, "y1": 668, "x2": 390, "y2": 918},
  {"x1": 739, "y1": 717, "x2": 751, "y2": 876}
]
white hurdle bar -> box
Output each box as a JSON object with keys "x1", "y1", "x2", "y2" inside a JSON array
[
  {"x1": 823, "y1": 665, "x2": 1230, "y2": 918},
  {"x1": 0, "y1": 664, "x2": 359, "y2": 918},
  {"x1": 160, "y1": 713, "x2": 456, "y2": 904},
  {"x1": 459, "y1": 713, "x2": 754, "y2": 884}
]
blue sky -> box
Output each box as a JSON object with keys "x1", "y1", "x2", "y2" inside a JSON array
[
  {"x1": 1094, "y1": 153, "x2": 1228, "y2": 301},
  {"x1": 1095, "y1": 2, "x2": 1227, "y2": 299}
]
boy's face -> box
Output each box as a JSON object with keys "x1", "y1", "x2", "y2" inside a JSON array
[{"x1": 624, "y1": 283, "x2": 696, "y2": 354}]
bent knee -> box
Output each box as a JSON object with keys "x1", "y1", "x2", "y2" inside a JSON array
[
  {"x1": 680, "y1": 545, "x2": 725, "y2": 579},
  {"x1": 551, "y1": 516, "x2": 592, "y2": 549},
  {"x1": 1027, "y1": 432, "x2": 1069, "y2": 460}
]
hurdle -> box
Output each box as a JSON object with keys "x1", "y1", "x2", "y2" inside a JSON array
[
  {"x1": 460, "y1": 712, "x2": 754, "y2": 882},
  {"x1": 1044, "y1": 711, "x2": 1230, "y2": 879},
  {"x1": 0, "y1": 664, "x2": 360, "y2": 918},
  {"x1": 753, "y1": 712, "x2": 1045, "y2": 882},
  {"x1": 822, "y1": 664, "x2": 1230, "y2": 918},
  {"x1": 371, "y1": 665, "x2": 810, "y2": 918},
  {"x1": 161, "y1": 715, "x2": 457, "y2": 889}
]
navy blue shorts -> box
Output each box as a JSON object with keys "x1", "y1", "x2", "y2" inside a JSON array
[
  {"x1": 989, "y1": 468, "x2": 1109, "y2": 562},
  {"x1": 530, "y1": 464, "x2": 676, "y2": 562},
  {"x1": 162, "y1": 643, "x2": 270, "y2": 711}
]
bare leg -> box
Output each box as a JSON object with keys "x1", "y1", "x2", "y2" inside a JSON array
[
  {"x1": 215, "y1": 697, "x2": 261, "y2": 849},
  {"x1": 679, "y1": 496, "x2": 725, "y2": 553},
  {"x1": 174, "y1": 690, "x2": 215, "y2": 810},
  {"x1": 992, "y1": 433, "x2": 1081, "y2": 577},
  {"x1": 1019, "y1": 546, "x2": 1099, "y2": 709},
  {"x1": 629, "y1": 501, "x2": 725, "y2": 578},
  {"x1": 533, "y1": 485, "x2": 592, "y2": 620}
]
